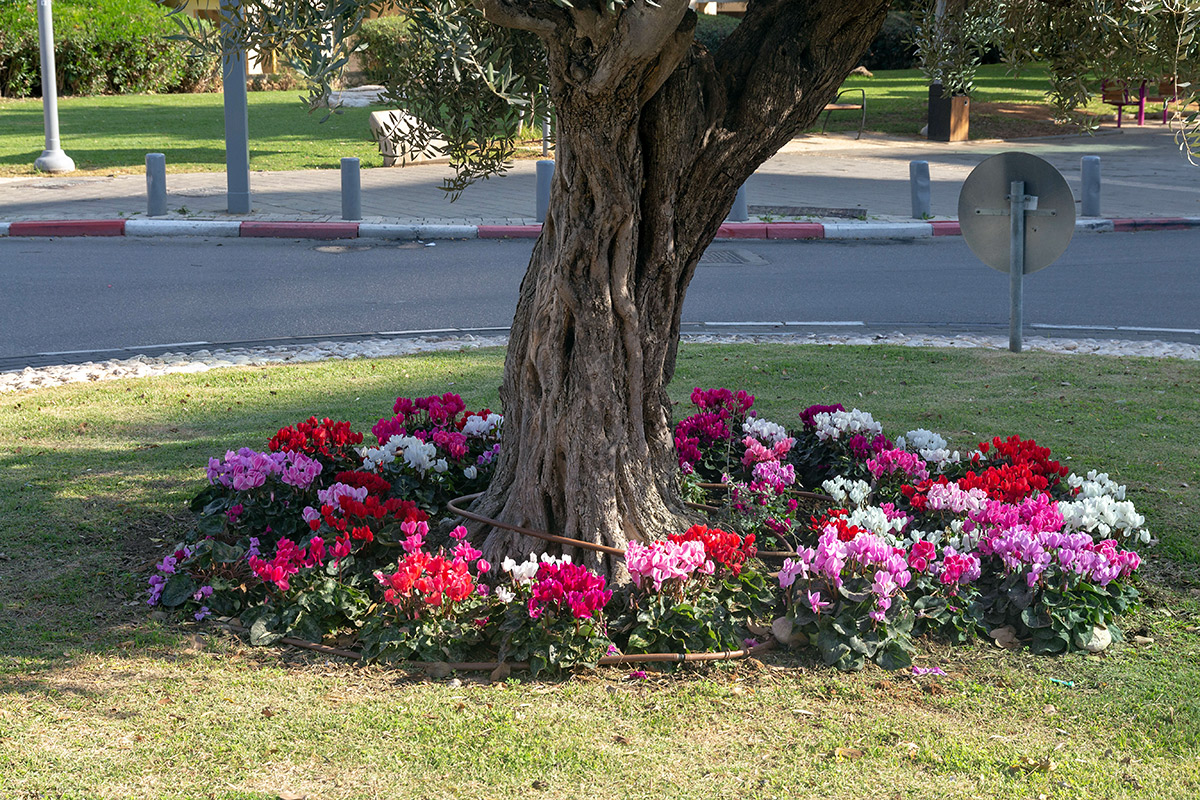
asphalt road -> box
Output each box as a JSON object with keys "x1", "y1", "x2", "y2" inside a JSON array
[{"x1": 1, "y1": 230, "x2": 1197, "y2": 363}]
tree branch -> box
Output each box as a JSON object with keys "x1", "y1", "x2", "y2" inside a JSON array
[{"x1": 473, "y1": 0, "x2": 558, "y2": 33}]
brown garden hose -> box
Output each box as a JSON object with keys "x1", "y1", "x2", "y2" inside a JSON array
[
  {"x1": 211, "y1": 617, "x2": 777, "y2": 671},
  {"x1": 447, "y1": 492, "x2": 628, "y2": 558},
  {"x1": 207, "y1": 491, "x2": 797, "y2": 668}
]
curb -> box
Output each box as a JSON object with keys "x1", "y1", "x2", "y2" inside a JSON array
[
  {"x1": 358, "y1": 223, "x2": 478, "y2": 240},
  {"x1": 2, "y1": 217, "x2": 1198, "y2": 241},
  {"x1": 240, "y1": 221, "x2": 359, "y2": 239},
  {"x1": 125, "y1": 219, "x2": 242, "y2": 237},
  {"x1": 8, "y1": 219, "x2": 125, "y2": 237}
]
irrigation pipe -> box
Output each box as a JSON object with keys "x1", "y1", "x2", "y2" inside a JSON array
[
  {"x1": 211, "y1": 617, "x2": 777, "y2": 670},
  {"x1": 208, "y1": 492, "x2": 795, "y2": 669},
  {"x1": 447, "y1": 492, "x2": 628, "y2": 558}
]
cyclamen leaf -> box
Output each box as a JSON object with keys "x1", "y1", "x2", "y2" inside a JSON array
[
  {"x1": 160, "y1": 574, "x2": 197, "y2": 608},
  {"x1": 249, "y1": 615, "x2": 285, "y2": 647}
]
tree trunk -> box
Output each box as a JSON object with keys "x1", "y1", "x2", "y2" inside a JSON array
[{"x1": 472, "y1": 1, "x2": 889, "y2": 578}]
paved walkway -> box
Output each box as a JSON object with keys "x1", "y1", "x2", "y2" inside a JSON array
[{"x1": 1, "y1": 123, "x2": 1197, "y2": 227}]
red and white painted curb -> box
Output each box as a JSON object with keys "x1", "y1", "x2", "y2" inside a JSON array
[{"x1": 2, "y1": 217, "x2": 1198, "y2": 240}]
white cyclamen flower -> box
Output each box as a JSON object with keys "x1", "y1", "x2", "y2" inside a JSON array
[
  {"x1": 904, "y1": 428, "x2": 947, "y2": 453},
  {"x1": 812, "y1": 409, "x2": 883, "y2": 442},
  {"x1": 461, "y1": 412, "x2": 504, "y2": 438},
  {"x1": 742, "y1": 416, "x2": 790, "y2": 446},
  {"x1": 846, "y1": 506, "x2": 906, "y2": 542}
]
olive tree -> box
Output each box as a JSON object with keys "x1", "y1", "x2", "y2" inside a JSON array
[{"x1": 168, "y1": 0, "x2": 1199, "y2": 577}]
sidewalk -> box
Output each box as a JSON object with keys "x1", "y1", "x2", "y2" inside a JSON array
[{"x1": 1, "y1": 123, "x2": 1198, "y2": 237}]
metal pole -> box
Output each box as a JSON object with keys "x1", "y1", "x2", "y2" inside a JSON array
[
  {"x1": 909, "y1": 160, "x2": 931, "y2": 219},
  {"x1": 535, "y1": 159, "x2": 554, "y2": 223},
  {"x1": 146, "y1": 153, "x2": 167, "y2": 216},
  {"x1": 341, "y1": 157, "x2": 361, "y2": 220},
  {"x1": 221, "y1": 0, "x2": 251, "y2": 214},
  {"x1": 34, "y1": 0, "x2": 74, "y2": 173},
  {"x1": 541, "y1": 89, "x2": 550, "y2": 158},
  {"x1": 728, "y1": 184, "x2": 749, "y2": 222},
  {"x1": 1009, "y1": 180, "x2": 1025, "y2": 353},
  {"x1": 1081, "y1": 156, "x2": 1101, "y2": 217}
]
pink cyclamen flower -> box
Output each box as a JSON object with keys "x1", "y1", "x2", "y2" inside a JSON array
[{"x1": 807, "y1": 590, "x2": 831, "y2": 615}]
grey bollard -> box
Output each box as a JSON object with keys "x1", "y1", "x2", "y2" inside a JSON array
[
  {"x1": 728, "y1": 184, "x2": 749, "y2": 222},
  {"x1": 1081, "y1": 156, "x2": 1101, "y2": 217},
  {"x1": 910, "y1": 160, "x2": 931, "y2": 219},
  {"x1": 341, "y1": 157, "x2": 361, "y2": 221},
  {"x1": 536, "y1": 159, "x2": 554, "y2": 223},
  {"x1": 146, "y1": 153, "x2": 167, "y2": 217}
]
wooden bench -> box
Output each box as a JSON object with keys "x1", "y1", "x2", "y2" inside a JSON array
[
  {"x1": 821, "y1": 88, "x2": 866, "y2": 139},
  {"x1": 1103, "y1": 78, "x2": 1175, "y2": 127}
]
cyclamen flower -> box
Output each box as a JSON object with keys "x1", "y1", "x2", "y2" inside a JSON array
[
  {"x1": 207, "y1": 448, "x2": 288, "y2": 491},
  {"x1": 626, "y1": 539, "x2": 711, "y2": 592},
  {"x1": 502, "y1": 553, "x2": 572, "y2": 585},
  {"x1": 799, "y1": 403, "x2": 845, "y2": 429},
  {"x1": 668, "y1": 524, "x2": 756, "y2": 576},
  {"x1": 752, "y1": 460, "x2": 796, "y2": 492},
  {"x1": 811, "y1": 409, "x2": 883, "y2": 443},
  {"x1": 278, "y1": 451, "x2": 323, "y2": 489},
  {"x1": 527, "y1": 562, "x2": 611, "y2": 620},
  {"x1": 867, "y1": 448, "x2": 929, "y2": 483},
  {"x1": 807, "y1": 590, "x2": 831, "y2": 614},
  {"x1": 316, "y1": 482, "x2": 369, "y2": 508},
  {"x1": 691, "y1": 387, "x2": 754, "y2": 414},
  {"x1": 741, "y1": 435, "x2": 795, "y2": 468},
  {"x1": 460, "y1": 413, "x2": 503, "y2": 437},
  {"x1": 939, "y1": 551, "x2": 982, "y2": 586},
  {"x1": 742, "y1": 416, "x2": 790, "y2": 446}
]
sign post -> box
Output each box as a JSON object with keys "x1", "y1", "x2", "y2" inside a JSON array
[{"x1": 959, "y1": 153, "x2": 1076, "y2": 353}]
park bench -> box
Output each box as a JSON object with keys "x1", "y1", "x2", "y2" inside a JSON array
[
  {"x1": 1102, "y1": 78, "x2": 1175, "y2": 127},
  {"x1": 821, "y1": 88, "x2": 866, "y2": 139}
]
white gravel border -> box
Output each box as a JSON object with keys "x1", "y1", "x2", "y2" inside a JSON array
[{"x1": 2, "y1": 331, "x2": 1197, "y2": 394}]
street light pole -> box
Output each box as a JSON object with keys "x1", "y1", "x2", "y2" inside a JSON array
[{"x1": 34, "y1": 0, "x2": 74, "y2": 173}]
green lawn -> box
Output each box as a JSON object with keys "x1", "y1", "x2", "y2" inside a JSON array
[
  {"x1": 1, "y1": 343, "x2": 1198, "y2": 798},
  {"x1": 0, "y1": 91, "x2": 384, "y2": 177},
  {"x1": 0, "y1": 64, "x2": 1119, "y2": 178},
  {"x1": 813, "y1": 63, "x2": 1113, "y2": 139}
]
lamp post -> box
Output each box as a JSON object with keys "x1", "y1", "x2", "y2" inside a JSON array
[{"x1": 34, "y1": 0, "x2": 74, "y2": 173}]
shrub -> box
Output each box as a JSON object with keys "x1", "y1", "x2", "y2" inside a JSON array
[
  {"x1": 693, "y1": 13, "x2": 740, "y2": 53},
  {"x1": 860, "y1": 11, "x2": 918, "y2": 71},
  {"x1": 353, "y1": 15, "x2": 413, "y2": 86},
  {"x1": 0, "y1": 0, "x2": 219, "y2": 98}
]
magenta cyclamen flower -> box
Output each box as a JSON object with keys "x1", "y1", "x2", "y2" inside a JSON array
[
  {"x1": 867, "y1": 448, "x2": 929, "y2": 483},
  {"x1": 752, "y1": 460, "x2": 796, "y2": 492},
  {"x1": 807, "y1": 590, "x2": 831, "y2": 614},
  {"x1": 527, "y1": 563, "x2": 612, "y2": 620}
]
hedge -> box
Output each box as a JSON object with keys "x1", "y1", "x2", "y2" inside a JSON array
[{"x1": 0, "y1": 0, "x2": 219, "y2": 98}]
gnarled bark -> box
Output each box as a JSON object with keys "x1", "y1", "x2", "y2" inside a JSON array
[{"x1": 471, "y1": 0, "x2": 888, "y2": 577}]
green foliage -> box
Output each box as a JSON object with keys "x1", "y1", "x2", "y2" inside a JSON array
[
  {"x1": 693, "y1": 13, "x2": 740, "y2": 53},
  {"x1": 911, "y1": 0, "x2": 1004, "y2": 96},
  {"x1": 975, "y1": 569, "x2": 1139, "y2": 655},
  {"x1": 859, "y1": 11, "x2": 918, "y2": 71},
  {"x1": 496, "y1": 605, "x2": 610, "y2": 678},
  {"x1": 353, "y1": 15, "x2": 414, "y2": 86},
  {"x1": 786, "y1": 577, "x2": 917, "y2": 672},
  {"x1": 0, "y1": 0, "x2": 218, "y2": 98}
]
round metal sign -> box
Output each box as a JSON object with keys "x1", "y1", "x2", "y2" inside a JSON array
[{"x1": 958, "y1": 152, "x2": 1076, "y2": 274}]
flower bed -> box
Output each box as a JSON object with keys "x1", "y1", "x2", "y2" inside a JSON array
[{"x1": 150, "y1": 389, "x2": 1149, "y2": 673}]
